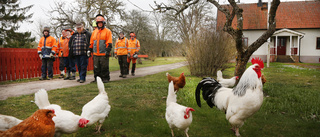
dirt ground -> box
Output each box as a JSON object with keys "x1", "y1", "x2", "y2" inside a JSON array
[{"x1": 0, "y1": 62, "x2": 187, "y2": 100}]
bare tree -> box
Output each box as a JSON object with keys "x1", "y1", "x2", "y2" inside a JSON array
[
  {"x1": 161, "y1": 0, "x2": 214, "y2": 44},
  {"x1": 122, "y1": 10, "x2": 158, "y2": 57},
  {"x1": 32, "y1": 19, "x2": 47, "y2": 42},
  {"x1": 123, "y1": 10, "x2": 153, "y2": 38},
  {"x1": 46, "y1": 0, "x2": 126, "y2": 37},
  {"x1": 77, "y1": 0, "x2": 126, "y2": 31},
  {"x1": 154, "y1": 0, "x2": 281, "y2": 78}
]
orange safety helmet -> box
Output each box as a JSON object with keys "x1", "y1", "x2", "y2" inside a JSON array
[
  {"x1": 129, "y1": 32, "x2": 136, "y2": 37},
  {"x1": 96, "y1": 16, "x2": 106, "y2": 25}
]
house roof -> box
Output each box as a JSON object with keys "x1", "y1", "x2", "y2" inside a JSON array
[
  {"x1": 273, "y1": 28, "x2": 305, "y2": 36},
  {"x1": 216, "y1": 1, "x2": 320, "y2": 30}
]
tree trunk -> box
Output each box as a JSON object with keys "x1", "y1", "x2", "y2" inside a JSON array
[
  {"x1": 233, "y1": 0, "x2": 280, "y2": 79},
  {"x1": 235, "y1": 51, "x2": 251, "y2": 78}
]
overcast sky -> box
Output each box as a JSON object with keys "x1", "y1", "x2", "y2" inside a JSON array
[
  {"x1": 19, "y1": 0, "x2": 304, "y2": 39},
  {"x1": 19, "y1": 0, "x2": 167, "y2": 34}
]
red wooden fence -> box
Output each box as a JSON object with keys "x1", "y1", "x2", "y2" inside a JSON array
[{"x1": 0, "y1": 48, "x2": 93, "y2": 82}]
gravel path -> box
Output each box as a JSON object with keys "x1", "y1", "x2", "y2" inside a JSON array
[{"x1": 0, "y1": 62, "x2": 187, "y2": 100}]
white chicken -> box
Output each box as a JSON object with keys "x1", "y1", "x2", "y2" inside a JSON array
[
  {"x1": 80, "y1": 76, "x2": 111, "y2": 133},
  {"x1": 34, "y1": 89, "x2": 89, "y2": 137},
  {"x1": 0, "y1": 114, "x2": 22, "y2": 131},
  {"x1": 216, "y1": 70, "x2": 239, "y2": 88},
  {"x1": 166, "y1": 81, "x2": 195, "y2": 137},
  {"x1": 196, "y1": 57, "x2": 264, "y2": 136}
]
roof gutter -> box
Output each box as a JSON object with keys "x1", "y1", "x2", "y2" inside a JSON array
[{"x1": 299, "y1": 35, "x2": 304, "y2": 63}]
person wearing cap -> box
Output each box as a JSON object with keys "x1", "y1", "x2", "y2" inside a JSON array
[
  {"x1": 88, "y1": 14, "x2": 112, "y2": 83},
  {"x1": 60, "y1": 28, "x2": 76, "y2": 80},
  {"x1": 127, "y1": 32, "x2": 140, "y2": 76},
  {"x1": 57, "y1": 29, "x2": 66, "y2": 78},
  {"x1": 37, "y1": 26, "x2": 57, "y2": 80},
  {"x1": 114, "y1": 32, "x2": 129, "y2": 78},
  {"x1": 69, "y1": 22, "x2": 91, "y2": 83}
]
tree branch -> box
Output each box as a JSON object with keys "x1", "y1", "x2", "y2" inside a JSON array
[
  {"x1": 207, "y1": 0, "x2": 237, "y2": 37},
  {"x1": 153, "y1": 0, "x2": 200, "y2": 16}
]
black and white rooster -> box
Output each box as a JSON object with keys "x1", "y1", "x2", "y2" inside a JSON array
[{"x1": 195, "y1": 57, "x2": 264, "y2": 136}]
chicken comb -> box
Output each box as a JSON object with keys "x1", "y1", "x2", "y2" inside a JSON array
[{"x1": 251, "y1": 57, "x2": 264, "y2": 68}]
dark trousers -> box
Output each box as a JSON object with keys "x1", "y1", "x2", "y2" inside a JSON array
[
  {"x1": 74, "y1": 55, "x2": 88, "y2": 81},
  {"x1": 59, "y1": 57, "x2": 64, "y2": 71},
  {"x1": 118, "y1": 55, "x2": 128, "y2": 75},
  {"x1": 63, "y1": 57, "x2": 76, "y2": 72},
  {"x1": 93, "y1": 56, "x2": 110, "y2": 81},
  {"x1": 41, "y1": 58, "x2": 54, "y2": 78}
]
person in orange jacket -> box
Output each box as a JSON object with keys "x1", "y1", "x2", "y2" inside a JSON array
[
  {"x1": 114, "y1": 32, "x2": 129, "y2": 78},
  {"x1": 60, "y1": 28, "x2": 76, "y2": 80},
  {"x1": 37, "y1": 26, "x2": 57, "y2": 80},
  {"x1": 127, "y1": 32, "x2": 140, "y2": 76},
  {"x1": 88, "y1": 14, "x2": 112, "y2": 83},
  {"x1": 57, "y1": 29, "x2": 66, "y2": 78}
]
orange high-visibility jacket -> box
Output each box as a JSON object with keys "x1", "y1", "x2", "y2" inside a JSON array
[
  {"x1": 57, "y1": 37, "x2": 65, "y2": 57},
  {"x1": 89, "y1": 28, "x2": 112, "y2": 56},
  {"x1": 127, "y1": 38, "x2": 140, "y2": 55},
  {"x1": 60, "y1": 37, "x2": 71, "y2": 57},
  {"x1": 114, "y1": 37, "x2": 128, "y2": 55},
  {"x1": 37, "y1": 35, "x2": 57, "y2": 58}
]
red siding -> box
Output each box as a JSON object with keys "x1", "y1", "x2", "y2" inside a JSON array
[{"x1": 0, "y1": 48, "x2": 94, "y2": 82}]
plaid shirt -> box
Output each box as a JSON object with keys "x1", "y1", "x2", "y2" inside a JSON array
[{"x1": 72, "y1": 32, "x2": 88, "y2": 56}]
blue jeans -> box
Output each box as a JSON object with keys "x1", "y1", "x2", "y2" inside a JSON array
[
  {"x1": 41, "y1": 58, "x2": 54, "y2": 78},
  {"x1": 74, "y1": 55, "x2": 88, "y2": 81},
  {"x1": 63, "y1": 57, "x2": 76, "y2": 72}
]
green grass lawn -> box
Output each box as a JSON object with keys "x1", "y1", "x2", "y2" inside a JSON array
[{"x1": 0, "y1": 62, "x2": 319, "y2": 137}]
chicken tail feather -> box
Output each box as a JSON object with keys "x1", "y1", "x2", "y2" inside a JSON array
[
  {"x1": 35, "y1": 89, "x2": 51, "y2": 109},
  {"x1": 167, "y1": 81, "x2": 177, "y2": 104},
  {"x1": 96, "y1": 77, "x2": 106, "y2": 94},
  {"x1": 195, "y1": 80, "x2": 203, "y2": 107},
  {"x1": 217, "y1": 70, "x2": 223, "y2": 81},
  {"x1": 195, "y1": 77, "x2": 222, "y2": 108}
]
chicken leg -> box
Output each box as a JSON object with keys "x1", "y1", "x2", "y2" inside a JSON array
[
  {"x1": 184, "y1": 128, "x2": 189, "y2": 137},
  {"x1": 171, "y1": 129, "x2": 174, "y2": 137},
  {"x1": 94, "y1": 122, "x2": 102, "y2": 134},
  {"x1": 97, "y1": 123, "x2": 102, "y2": 133},
  {"x1": 235, "y1": 127, "x2": 240, "y2": 137}
]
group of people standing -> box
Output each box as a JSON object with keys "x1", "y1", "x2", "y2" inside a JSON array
[{"x1": 37, "y1": 14, "x2": 140, "y2": 83}]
